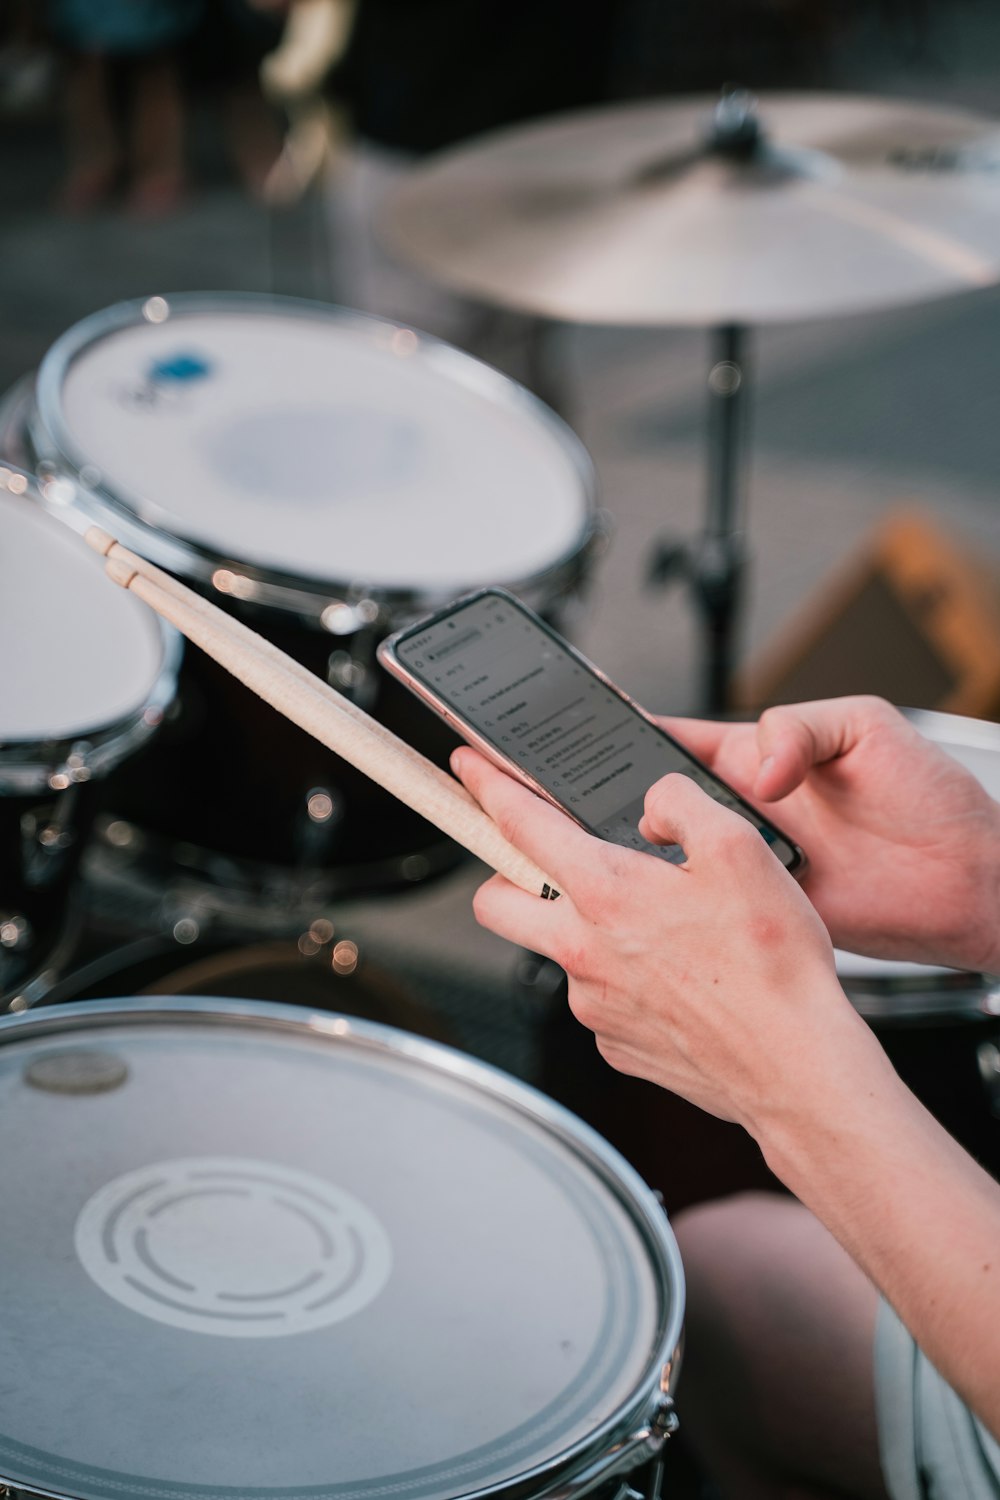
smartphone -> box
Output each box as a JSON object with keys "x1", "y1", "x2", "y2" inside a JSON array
[{"x1": 378, "y1": 588, "x2": 805, "y2": 875}]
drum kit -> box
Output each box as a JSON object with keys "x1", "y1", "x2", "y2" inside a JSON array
[{"x1": 3, "y1": 86, "x2": 1000, "y2": 1500}]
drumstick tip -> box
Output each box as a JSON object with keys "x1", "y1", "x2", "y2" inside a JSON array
[
  {"x1": 105, "y1": 555, "x2": 139, "y2": 590},
  {"x1": 84, "y1": 525, "x2": 117, "y2": 558}
]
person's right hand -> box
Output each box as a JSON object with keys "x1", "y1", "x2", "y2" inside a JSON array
[{"x1": 655, "y1": 696, "x2": 1000, "y2": 973}]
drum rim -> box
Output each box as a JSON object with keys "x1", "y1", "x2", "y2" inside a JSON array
[
  {"x1": 0, "y1": 469, "x2": 181, "y2": 792},
  {"x1": 902, "y1": 706, "x2": 1000, "y2": 753},
  {"x1": 0, "y1": 994, "x2": 685, "y2": 1500},
  {"x1": 31, "y1": 293, "x2": 602, "y2": 621}
]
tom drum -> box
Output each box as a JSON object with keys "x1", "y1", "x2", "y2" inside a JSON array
[{"x1": 18, "y1": 293, "x2": 600, "y2": 933}]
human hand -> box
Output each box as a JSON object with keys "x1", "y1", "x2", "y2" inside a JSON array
[
  {"x1": 452, "y1": 747, "x2": 884, "y2": 1138},
  {"x1": 659, "y1": 697, "x2": 1000, "y2": 973}
]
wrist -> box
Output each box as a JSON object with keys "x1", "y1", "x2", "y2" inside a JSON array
[{"x1": 747, "y1": 981, "x2": 904, "y2": 1191}]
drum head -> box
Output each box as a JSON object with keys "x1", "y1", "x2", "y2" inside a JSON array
[
  {"x1": 0, "y1": 488, "x2": 165, "y2": 744},
  {"x1": 36, "y1": 297, "x2": 594, "y2": 594},
  {"x1": 0, "y1": 999, "x2": 681, "y2": 1500}
]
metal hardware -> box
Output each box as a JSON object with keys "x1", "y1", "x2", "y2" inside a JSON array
[
  {"x1": 531, "y1": 1395, "x2": 677, "y2": 1500},
  {"x1": 0, "y1": 914, "x2": 31, "y2": 951},
  {"x1": 648, "y1": 323, "x2": 749, "y2": 712},
  {"x1": 978, "y1": 1041, "x2": 1000, "y2": 1117}
]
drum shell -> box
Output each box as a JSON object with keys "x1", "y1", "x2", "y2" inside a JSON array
[
  {"x1": 0, "y1": 777, "x2": 97, "y2": 1001},
  {"x1": 0, "y1": 474, "x2": 179, "y2": 1004}
]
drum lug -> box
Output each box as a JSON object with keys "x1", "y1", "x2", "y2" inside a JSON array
[
  {"x1": 48, "y1": 741, "x2": 93, "y2": 791},
  {"x1": 532, "y1": 1396, "x2": 678, "y2": 1500},
  {"x1": 327, "y1": 648, "x2": 371, "y2": 699},
  {"x1": 0, "y1": 913, "x2": 33, "y2": 952},
  {"x1": 293, "y1": 785, "x2": 345, "y2": 866},
  {"x1": 651, "y1": 1394, "x2": 679, "y2": 1440},
  {"x1": 977, "y1": 1041, "x2": 1000, "y2": 1117}
]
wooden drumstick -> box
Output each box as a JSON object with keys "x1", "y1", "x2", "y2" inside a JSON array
[{"x1": 84, "y1": 528, "x2": 560, "y2": 901}]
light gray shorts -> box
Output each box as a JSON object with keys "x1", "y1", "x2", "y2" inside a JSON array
[{"x1": 875, "y1": 1299, "x2": 1000, "y2": 1500}]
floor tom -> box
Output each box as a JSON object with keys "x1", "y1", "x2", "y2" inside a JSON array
[{"x1": 0, "y1": 996, "x2": 683, "y2": 1500}]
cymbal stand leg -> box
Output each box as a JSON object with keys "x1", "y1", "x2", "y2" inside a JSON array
[{"x1": 649, "y1": 323, "x2": 751, "y2": 714}]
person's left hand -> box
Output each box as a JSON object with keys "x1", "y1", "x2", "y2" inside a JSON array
[{"x1": 451, "y1": 748, "x2": 879, "y2": 1139}]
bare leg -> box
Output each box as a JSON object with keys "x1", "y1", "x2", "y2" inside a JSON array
[
  {"x1": 59, "y1": 52, "x2": 120, "y2": 211},
  {"x1": 672, "y1": 1192, "x2": 890, "y2": 1500},
  {"x1": 128, "y1": 53, "x2": 185, "y2": 216}
]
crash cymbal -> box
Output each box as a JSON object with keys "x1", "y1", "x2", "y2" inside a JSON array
[{"x1": 384, "y1": 92, "x2": 1000, "y2": 325}]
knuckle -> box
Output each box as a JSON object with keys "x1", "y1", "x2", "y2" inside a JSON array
[
  {"x1": 555, "y1": 938, "x2": 594, "y2": 982},
  {"x1": 856, "y1": 694, "x2": 899, "y2": 726},
  {"x1": 712, "y1": 810, "x2": 760, "y2": 857}
]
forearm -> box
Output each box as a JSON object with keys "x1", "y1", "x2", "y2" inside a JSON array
[{"x1": 756, "y1": 993, "x2": 1000, "y2": 1436}]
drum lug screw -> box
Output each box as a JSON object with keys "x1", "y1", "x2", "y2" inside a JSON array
[
  {"x1": 977, "y1": 1041, "x2": 1000, "y2": 1116},
  {"x1": 651, "y1": 1395, "x2": 679, "y2": 1440},
  {"x1": 0, "y1": 914, "x2": 32, "y2": 950}
]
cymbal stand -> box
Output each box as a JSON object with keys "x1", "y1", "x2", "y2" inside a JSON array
[{"x1": 649, "y1": 322, "x2": 751, "y2": 713}]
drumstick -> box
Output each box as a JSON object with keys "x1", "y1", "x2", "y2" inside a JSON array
[{"x1": 84, "y1": 528, "x2": 560, "y2": 901}]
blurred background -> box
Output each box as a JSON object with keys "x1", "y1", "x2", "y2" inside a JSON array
[
  {"x1": 5, "y1": 0, "x2": 1000, "y2": 1106},
  {"x1": 5, "y1": 0, "x2": 1000, "y2": 1104},
  {"x1": 5, "y1": 4, "x2": 1000, "y2": 1492}
]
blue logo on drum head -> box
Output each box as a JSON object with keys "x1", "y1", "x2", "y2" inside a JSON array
[{"x1": 149, "y1": 353, "x2": 212, "y2": 384}]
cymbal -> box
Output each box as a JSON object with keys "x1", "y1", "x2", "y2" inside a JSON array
[{"x1": 384, "y1": 92, "x2": 1000, "y2": 325}]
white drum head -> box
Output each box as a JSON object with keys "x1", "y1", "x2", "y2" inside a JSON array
[
  {"x1": 42, "y1": 300, "x2": 593, "y2": 593},
  {"x1": 0, "y1": 490, "x2": 164, "y2": 743},
  {"x1": 0, "y1": 999, "x2": 681, "y2": 1500}
]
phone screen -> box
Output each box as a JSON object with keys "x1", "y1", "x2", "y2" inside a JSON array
[{"x1": 391, "y1": 591, "x2": 803, "y2": 872}]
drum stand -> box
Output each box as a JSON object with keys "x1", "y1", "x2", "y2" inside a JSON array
[{"x1": 649, "y1": 322, "x2": 750, "y2": 715}]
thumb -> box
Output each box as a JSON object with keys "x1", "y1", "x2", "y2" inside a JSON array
[{"x1": 752, "y1": 696, "x2": 892, "y2": 800}]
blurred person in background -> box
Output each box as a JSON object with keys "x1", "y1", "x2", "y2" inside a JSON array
[
  {"x1": 187, "y1": 0, "x2": 288, "y2": 198},
  {"x1": 48, "y1": 0, "x2": 202, "y2": 214}
]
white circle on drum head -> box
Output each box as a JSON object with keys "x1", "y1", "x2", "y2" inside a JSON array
[
  {"x1": 74, "y1": 1156, "x2": 392, "y2": 1337},
  {"x1": 53, "y1": 307, "x2": 591, "y2": 591},
  {"x1": 0, "y1": 493, "x2": 164, "y2": 742}
]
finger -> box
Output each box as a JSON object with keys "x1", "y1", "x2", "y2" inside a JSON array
[
  {"x1": 655, "y1": 715, "x2": 761, "y2": 797},
  {"x1": 655, "y1": 715, "x2": 732, "y2": 766},
  {"x1": 753, "y1": 696, "x2": 902, "y2": 800},
  {"x1": 471, "y1": 872, "x2": 575, "y2": 962},
  {"x1": 451, "y1": 747, "x2": 612, "y2": 895},
  {"x1": 639, "y1": 770, "x2": 755, "y2": 861}
]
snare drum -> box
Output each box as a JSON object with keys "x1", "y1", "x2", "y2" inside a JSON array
[
  {"x1": 0, "y1": 468, "x2": 176, "y2": 1007},
  {"x1": 836, "y1": 709, "x2": 1000, "y2": 1172},
  {"x1": 21, "y1": 293, "x2": 599, "y2": 927},
  {"x1": 0, "y1": 997, "x2": 683, "y2": 1500}
]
